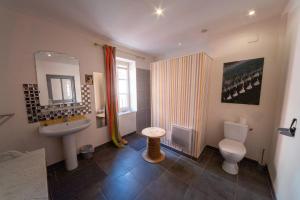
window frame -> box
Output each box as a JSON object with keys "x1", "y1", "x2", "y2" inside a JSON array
[
  {"x1": 116, "y1": 60, "x2": 131, "y2": 113},
  {"x1": 46, "y1": 74, "x2": 76, "y2": 104}
]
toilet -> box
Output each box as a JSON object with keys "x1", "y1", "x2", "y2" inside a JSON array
[{"x1": 218, "y1": 120, "x2": 248, "y2": 175}]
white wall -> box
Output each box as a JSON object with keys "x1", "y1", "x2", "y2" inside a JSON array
[
  {"x1": 205, "y1": 17, "x2": 283, "y2": 162},
  {"x1": 0, "y1": 6, "x2": 153, "y2": 165},
  {"x1": 268, "y1": 1, "x2": 300, "y2": 199}
]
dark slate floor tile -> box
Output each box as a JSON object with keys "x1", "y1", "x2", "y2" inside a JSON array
[
  {"x1": 95, "y1": 146, "x2": 141, "y2": 179},
  {"x1": 51, "y1": 193, "x2": 79, "y2": 200},
  {"x1": 93, "y1": 144, "x2": 136, "y2": 163},
  {"x1": 197, "y1": 146, "x2": 214, "y2": 167},
  {"x1": 47, "y1": 173, "x2": 56, "y2": 198},
  {"x1": 239, "y1": 159, "x2": 268, "y2": 183},
  {"x1": 96, "y1": 160, "x2": 132, "y2": 181},
  {"x1": 130, "y1": 160, "x2": 165, "y2": 186},
  {"x1": 47, "y1": 161, "x2": 66, "y2": 174},
  {"x1": 205, "y1": 150, "x2": 237, "y2": 182},
  {"x1": 238, "y1": 160, "x2": 271, "y2": 198},
  {"x1": 145, "y1": 171, "x2": 189, "y2": 200},
  {"x1": 184, "y1": 186, "x2": 212, "y2": 200},
  {"x1": 168, "y1": 156, "x2": 204, "y2": 184},
  {"x1": 76, "y1": 182, "x2": 107, "y2": 200},
  {"x1": 101, "y1": 172, "x2": 143, "y2": 200},
  {"x1": 117, "y1": 149, "x2": 146, "y2": 169},
  {"x1": 157, "y1": 147, "x2": 181, "y2": 170},
  {"x1": 190, "y1": 171, "x2": 237, "y2": 200},
  {"x1": 125, "y1": 133, "x2": 147, "y2": 151},
  {"x1": 134, "y1": 188, "x2": 157, "y2": 200},
  {"x1": 238, "y1": 174, "x2": 272, "y2": 199},
  {"x1": 49, "y1": 162, "x2": 107, "y2": 198},
  {"x1": 236, "y1": 185, "x2": 272, "y2": 200}
]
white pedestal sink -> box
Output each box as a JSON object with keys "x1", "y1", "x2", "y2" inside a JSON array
[{"x1": 39, "y1": 119, "x2": 92, "y2": 171}]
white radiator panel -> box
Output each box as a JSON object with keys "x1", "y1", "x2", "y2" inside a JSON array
[{"x1": 171, "y1": 125, "x2": 193, "y2": 153}]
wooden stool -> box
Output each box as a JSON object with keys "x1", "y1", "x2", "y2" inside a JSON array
[{"x1": 141, "y1": 127, "x2": 166, "y2": 163}]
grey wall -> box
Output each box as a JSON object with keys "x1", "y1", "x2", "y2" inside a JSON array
[{"x1": 136, "y1": 68, "x2": 151, "y2": 133}]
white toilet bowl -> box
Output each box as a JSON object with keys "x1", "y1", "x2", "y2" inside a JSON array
[
  {"x1": 219, "y1": 138, "x2": 246, "y2": 175},
  {"x1": 219, "y1": 121, "x2": 248, "y2": 175}
]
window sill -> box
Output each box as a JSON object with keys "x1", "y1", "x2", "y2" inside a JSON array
[{"x1": 118, "y1": 110, "x2": 136, "y2": 116}]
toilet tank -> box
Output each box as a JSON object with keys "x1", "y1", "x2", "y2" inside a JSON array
[{"x1": 224, "y1": 121, "x2": 249, "y2": 143}]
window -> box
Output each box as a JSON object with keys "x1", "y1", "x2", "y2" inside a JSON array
[
  {"x1": 46, "y1": 74, "x2": 76, "y2": 104},
  {"x1": 116, "y1": 60, "x2": 130, "y2": 112},
  {"x1": 116, "y1": 57, "x2": 137, "y2": 114}
]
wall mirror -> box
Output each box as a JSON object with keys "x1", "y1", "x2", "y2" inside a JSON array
[
  {"x1": 93, "y1": 72, "x2": 107, "y2": 128},
  {"x1": 35, "y1": 51, "x2": 82, "y2": 106}
]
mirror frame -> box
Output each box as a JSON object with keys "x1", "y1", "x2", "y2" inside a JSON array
[{"x1": 34, "y1": 51, "x2": 82, "y2": 106}]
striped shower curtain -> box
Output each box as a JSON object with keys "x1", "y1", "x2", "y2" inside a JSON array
[
  {"x1": 151, "y1": 52, "x2": 212, "y2": 157},
  {"x1": 103, "y1": 45, "x2": 127, "y2": 147}
]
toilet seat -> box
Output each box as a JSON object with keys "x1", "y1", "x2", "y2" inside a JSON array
[{"x1": 219, "y1": 139, "x2": 246, "y2": 156}]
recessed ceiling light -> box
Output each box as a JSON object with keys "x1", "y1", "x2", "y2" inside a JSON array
[
  {"x1": 47, "y1": 53, "x2": 52, "y2": 57},
  {"x1": 155, "y1": 7, "x2": 164, "y2": 16},
  {"x1": 178, "y1": 42, "x2": 182, "y2": 46},
  {"x1": 248, "y1": 9, "x2": 256, "y2": 16}
]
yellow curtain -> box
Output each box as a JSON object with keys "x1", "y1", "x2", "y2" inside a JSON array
[{"x1": 150, "y1": 52, "x2": 212, "y2": 157}]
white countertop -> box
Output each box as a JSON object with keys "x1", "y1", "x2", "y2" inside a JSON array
[{"x1": 0, "y1": 149, "x2": 48, "y2": 200}]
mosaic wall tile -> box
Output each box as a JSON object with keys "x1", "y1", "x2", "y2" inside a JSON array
[
  {"x1": 23, "y1": 84, "x2": 40, "y2": 123},
  {"x1": 23, "y1": 84, "x2": 92, "y2": 123},
  {"x1": 80, "y1": 85, "x2": 92, "y2": 115}
]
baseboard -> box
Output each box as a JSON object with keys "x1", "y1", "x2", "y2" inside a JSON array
[
  {"x1": 121, "y1": 131, "x2": 137, "y2": 137},
  {"x1": 160, "y1": 144, "x2": 215, "y2": 160},
  {"x1": 206, "y1": 145, "x2": 261, "y2": 163},
  {"x1": 47, "y1": 140, "x2": 113, "y2": 171},
  {"x1": 47, "y1": 131, "x2": 138, "y2": 170},
  {"x1": 153, "y1": 144, "x2": 265, "y2": 166},
  {"x1": 160, "y1": 143, "x2": 198, "y2": 161}
]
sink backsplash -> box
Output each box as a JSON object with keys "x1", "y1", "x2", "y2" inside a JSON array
[{"x1": 23, "y1": 84, "x2": 92, "y2": 123}]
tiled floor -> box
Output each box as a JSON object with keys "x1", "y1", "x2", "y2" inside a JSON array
[{"x1": 47, "y1": 133, "x2": 274, "y2": 200}]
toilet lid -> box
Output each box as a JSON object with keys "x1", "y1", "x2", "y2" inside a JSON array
[{"x1": 219, "y1": 139, "x2": 246, "y2": 155}]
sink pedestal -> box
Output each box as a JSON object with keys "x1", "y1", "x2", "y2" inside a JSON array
[
  {"x1": 62, "y1": 134, "x2": 78, "y2": 171},
  {"x1": 38, "y1": 119, "x2": 92, "y2": 171}
]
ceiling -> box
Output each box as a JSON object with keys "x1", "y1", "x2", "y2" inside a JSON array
[{"x1": 0, "y1": 0, "x2": 288, "y2": 57}]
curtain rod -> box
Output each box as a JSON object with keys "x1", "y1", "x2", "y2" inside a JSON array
[{"x1": 94, "y1": 42, "x2": 146, "y2": 60}]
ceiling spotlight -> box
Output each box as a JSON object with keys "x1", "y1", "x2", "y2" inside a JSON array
[
  {"x1": 47, "y1": 53, "x2": 52, "y2": 57},
  {"x1": 248, "y1": 9, "x2": 256, "y2": 16},
  {"x1": 178, "y1": 42, "x2": 182, "y2": 46},
  {"x1": 155, "y1": 7, "x2": 164, "y2": 16}
]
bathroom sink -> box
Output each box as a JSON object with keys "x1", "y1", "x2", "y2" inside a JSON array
[
  {"x1": 38, "y1": 119, "x2": 92, "y2": 171},
  {"x1": 39, "y1": 119, "x2": 92, "y2": 137}
]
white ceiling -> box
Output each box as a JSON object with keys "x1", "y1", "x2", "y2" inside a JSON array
[{"x1": 0, "y1": 0, "x2": 288, "y2": 57}]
